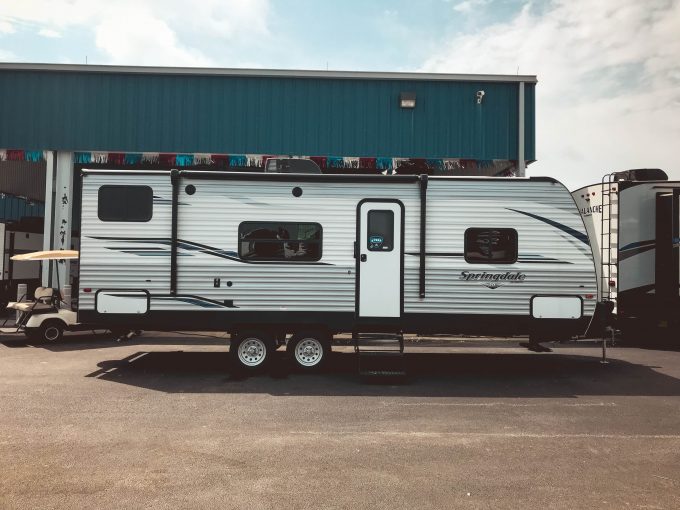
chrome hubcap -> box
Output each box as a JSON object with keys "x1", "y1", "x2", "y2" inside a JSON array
[
  {"x1": 44, "y1": 327, "x2": 60, "y2": 341},
  {"x1": 237, "y1": 338, "x2": 267, "y2": 366},
  {"x1": 294, "y1": 338, "x2": 323, "y2": 367}
]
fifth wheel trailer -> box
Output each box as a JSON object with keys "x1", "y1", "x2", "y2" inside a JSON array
[
  {"x1": 572, "y1": 169, "x2": 680, "y2": 338},
  {"x1": 77, "y1": 170, "x2": 597, "y2": 371}
]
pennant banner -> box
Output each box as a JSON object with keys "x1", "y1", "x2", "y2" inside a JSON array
[{"x1": 0, "y1": 148, "x2": 520, "y2": 176}]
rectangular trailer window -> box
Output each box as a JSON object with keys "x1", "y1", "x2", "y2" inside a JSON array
[
  {"x1": 464, "y1": 228, "x2": 517, "y2": 264},
  {"x1": 238, "y1": 222, "x2": 322, "y2": 261},
  {"x1": 98, "y1": 185, "x2": 153, "y2": 222},
  {"x1": 367, "y1": 210, "x2": 394, "y2": 252}
]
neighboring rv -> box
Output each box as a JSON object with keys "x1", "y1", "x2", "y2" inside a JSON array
[
  {"x1": 77, "y1": 169, "x2": 598, "y2": 371},
  {"x1": 572, "y1": 169, "x2": 679, "y2": 337},
  {"x1": 264, "y1": 158, "x2": 321, "y2": 174},
  {"x1": 1, "y1": 218, "x2": 43, "y2": 311}
]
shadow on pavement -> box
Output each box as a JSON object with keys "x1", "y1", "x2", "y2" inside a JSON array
[
  {"x1": 1, "y1": 332, "x2": 228, "y2": 351},
  {"x1": 84, "y1": 349, "x2": 680, "y2": 398}
]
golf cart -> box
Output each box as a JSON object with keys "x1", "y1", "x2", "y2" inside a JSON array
[{"x1": 1, "y1": 249, "x2": 133, "y2": 343}]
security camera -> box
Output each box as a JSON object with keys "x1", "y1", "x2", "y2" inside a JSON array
[{"x1": 476, "y1": 90, "x2": 485, "y2": 104}]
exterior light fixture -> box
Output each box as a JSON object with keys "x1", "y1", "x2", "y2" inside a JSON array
[
  {"x1": 400, "y1": 91, "x2": 416, "y2": 109},
  {"x1": 476, "y1": 90, "x2": 485, "y2": 104}
]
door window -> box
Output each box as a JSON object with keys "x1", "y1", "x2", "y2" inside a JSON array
[{"x1": 367, "y1": 210, "x2": 394, "y2": 251}]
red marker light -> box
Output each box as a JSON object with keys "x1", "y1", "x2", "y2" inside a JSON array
[
  {"x1": 585, "y1": 294, "x2": 594, "y2": 299},
  {"x1": 609, "y1": 280, "x2": 616, "y2": 287},
  {"x1": 83, "y1": 288, "x2": 92, "y2": 293}
]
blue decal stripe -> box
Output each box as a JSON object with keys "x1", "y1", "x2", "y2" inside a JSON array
[
  {"x1": 506, "y1": 208, "x2": 589, "y2": 245},
  {"x1": 620, "y1": 239, "x2": 655, "y2": 252}
]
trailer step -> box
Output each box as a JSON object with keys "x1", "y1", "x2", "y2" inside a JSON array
[
  {"x1": 353, "y1": 332, "x2": 404, "y2": 352},
  {"x1": 354, "y1": 332, "x2": 406, "y2": 381}
]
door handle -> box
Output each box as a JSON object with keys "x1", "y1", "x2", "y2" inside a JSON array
[{"x1": 360, "y1": 254, "x2": 367, "y2": 262}]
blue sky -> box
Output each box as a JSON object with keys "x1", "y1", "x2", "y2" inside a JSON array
[{"x1": 1, "y1": 0, "x2": 679, "y2": 189}]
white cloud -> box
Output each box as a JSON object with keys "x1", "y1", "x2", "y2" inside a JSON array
[
  {"x1": 452, "y1": 0, "x2": 490, "y2": 13},
  {"x1": 94, "y1": 6, "x2": 214, "y2": 67},
  {"x1": 0, "y1": 19, "x2": 16, "y2": 34},
  {"x1": 422, "y1": 0, "x2": 680, "y2": 189},
  {"x1": 0, "y1": 0, "x2": 270, "y2": 65},
  {"x1": 38, "y1": 28, "x2": 61, "y2": 38}
]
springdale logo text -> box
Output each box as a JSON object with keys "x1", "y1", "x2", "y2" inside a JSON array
[{"x1": 459, "y1": 271, "x2": 526, "y2": 289}]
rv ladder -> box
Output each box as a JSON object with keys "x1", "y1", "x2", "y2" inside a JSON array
[
  {"x1": 353, "y1": 332, "x2": 406, "y2": 379},
  {"x1": 600, "y1": 173, "x2": 618, "y2": 310}
]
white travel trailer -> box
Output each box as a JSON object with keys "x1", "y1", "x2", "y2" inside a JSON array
[
  {"x1": 572, "y1": 169, "x2": 679, "y2": 337},
  {"x1": 77, "y1": 169, "x2": 597, "y2": 371}
]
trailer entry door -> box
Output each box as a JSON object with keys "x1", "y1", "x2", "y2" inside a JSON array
[{"x1": 357, "y1": 201, "x2": 403, "y2": 318}]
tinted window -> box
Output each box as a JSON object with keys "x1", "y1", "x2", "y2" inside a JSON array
[
  {"x1": 238, "y1": 222, "x2": 322, "y2": 261},
  {"x1": 367, "y1": 210, "x2": 394, "y2": 252},
  {"x1": 98, "y1": 185, "x2": 153, "y2": 222},
  {"x1": 464, "y1": 228, "x2": 517, "y2": 264}
]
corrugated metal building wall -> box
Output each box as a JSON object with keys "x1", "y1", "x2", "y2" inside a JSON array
[
  {"x1": 0, "y1": 65, "x2": 536, "y2": 162},
  {"x1": 0, "y1": 160, "x2": 46, "y2": 201},
  {"x1": 0, "y1": 193, "x2": 45, "y2": 222}
]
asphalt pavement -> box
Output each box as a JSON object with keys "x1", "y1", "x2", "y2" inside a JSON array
[{"x1": 1, "y1": 333, "x2": 679, "y2": 509}]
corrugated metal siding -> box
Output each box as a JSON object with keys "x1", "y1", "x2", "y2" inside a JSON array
[
  {"x1": 524, "y1": 83, "x2": 536, "y2": 161},
  {"x1": 0, "y1": 193, "x2": 45, "y2": 221},
  {"x1": 0, "y1": 70, "x2": 535, "y2": 161},
  {"x1": 0, "y1": 160, "x2": 47, "y2": 201}
]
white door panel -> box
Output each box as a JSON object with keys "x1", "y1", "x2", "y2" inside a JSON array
[{"x1": 358, "y1": 202, "x2": 402, "y2": 318}]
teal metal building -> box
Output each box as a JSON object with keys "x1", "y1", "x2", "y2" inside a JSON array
[{"x1": 0, "y1": 63, "x2": 536, "y2": 174}]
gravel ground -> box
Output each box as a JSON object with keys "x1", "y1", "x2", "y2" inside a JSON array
[{"x1": 1, "y1": 333, "x2": 680, "y2": 509}]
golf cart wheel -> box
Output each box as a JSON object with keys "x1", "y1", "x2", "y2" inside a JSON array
[
  {"x1": 230, "y1": 330, "x2": 274, "y2": 372},
  {"x1": 38, "y1": 320, "x2": 65, "y2": 343},
  {"x1": 287, "y1": 331, "x2": 331, "y2": 371}
]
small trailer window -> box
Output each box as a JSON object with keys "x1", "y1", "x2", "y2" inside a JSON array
[
  {"x1": 98, "y1": 185, "x2": 153, "y2": 222},
  {"x1": 367, "y1": 210, "x2": 394, "y2": 251},
  {"x1": 238, "y1": 222, "x2": 322, "y2": 261},
  {"x1": 464, "y1": 228, "x2": 517, "y2": 264}
]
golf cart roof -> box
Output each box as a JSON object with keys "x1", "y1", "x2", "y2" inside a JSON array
[{"x1": 11, "y1": 250, "x2": 79, "y2": 261}]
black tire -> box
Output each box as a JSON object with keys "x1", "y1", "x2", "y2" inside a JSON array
[
  {"x1": 287, "y1": 330, "x2": 331, "y2": 372},
  {"x1": 37, "y1": 320, "x2": 65, "y2": 343},
  {"x1": 230, "y1": 330, "x2": 275, "y2": 372}
]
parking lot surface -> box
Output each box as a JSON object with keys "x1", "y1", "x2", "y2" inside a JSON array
[{"x1": 1, "y1": 333, "x2": 680, "y2": 509}]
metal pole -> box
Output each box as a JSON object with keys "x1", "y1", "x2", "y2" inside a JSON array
[
  {"x1": 16, "y1": 283, "x2": 27, "y2": 323},
  {"x1": 517, "y1": 81, "x2": 525, "y2": 177},
  {"x1": 601, "y1": 328, "x2": 610, "y2": 364}
]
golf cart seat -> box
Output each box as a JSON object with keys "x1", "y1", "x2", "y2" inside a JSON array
[{"x1": 6, "y1": 287, "x2": 57, "y2": 312}]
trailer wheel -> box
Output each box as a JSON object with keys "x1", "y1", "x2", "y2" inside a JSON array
[
  {"x1": 230, "y1": 331, "x2": 274, "y2": 371},
  {"x1": 38, "y1": 320, "x2": 64, "y2": 343},
  {"x1": 287, "y1": 331, "x2": 331, "y2": 371}
]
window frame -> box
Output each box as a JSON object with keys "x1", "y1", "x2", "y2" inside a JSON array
[
  {"x1": 367, "y1": 209, "x2": 395, "y2": 252},
  {"x1": 97, "y1": 185, "x2": 154, "y2": 223},
  {"x1": 237, "y1": 221, "x2": 323, "y2": 262},
  {"x1": 463, "y1": 227, "x2": 518, "y2": 264}
]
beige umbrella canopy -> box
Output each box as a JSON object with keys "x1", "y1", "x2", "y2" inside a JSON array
[{"x1": 11, "y1": 250, "x2": 79, "y2": 261}]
